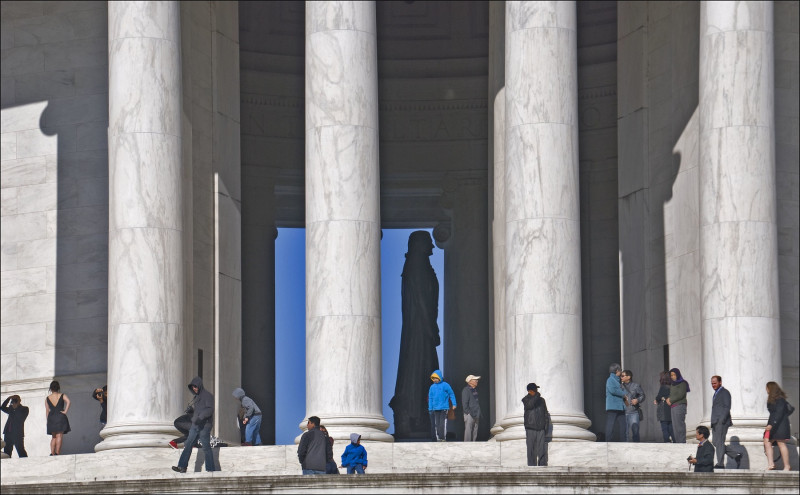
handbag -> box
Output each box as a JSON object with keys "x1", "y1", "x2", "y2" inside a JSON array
[
  {"x1": 786, "y1": 401, "x2": 795, "y2": 415},
  {"x1": 447, "y1": 398, "x2": 455, "y2": 420}
]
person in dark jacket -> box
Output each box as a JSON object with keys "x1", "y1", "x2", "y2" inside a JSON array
[
  {"x1": 1, "y1": 395, "x2": 29, "y2": 457},
  {"x1": 318, "y1": 425, "x2": 339, "y2": 474},
  {"x1": 710, "y1": 375, "x2": 741, "y2": 468},
  {"x1": 92, "y1": 386, "x2": 107, "y2": 425},
  {"x1": 764, "y1": 381, "x2": 792, "y2": 471},
  {"x1": 522, "y1": 383, "x2": 549, "y2": 466},
  {"x1": 172, "y1": 377, "x2": 216, "y2": 473},
  {"x1": 462, "y1": 374, "x2": 481, "y2": 442},
  {"x1": 653, "y1": 371, "x2": 674, "y2": 443},
  {"x1": 298, "y1": 416, "x2": 332, "y2": 475},
  {"x1": 232, "y1": 387, "x2": 262, "y2": 446},
  {"x1": 688, "y1": 425, "x2": 715, "y2": 472}
]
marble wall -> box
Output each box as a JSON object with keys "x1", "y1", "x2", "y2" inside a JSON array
[
  {"x1": 774, "y1": 0, "x2": 800, "y2": 438},
  {"x1": 1, "y1": 1, "x2": 109, "y2": 455}
]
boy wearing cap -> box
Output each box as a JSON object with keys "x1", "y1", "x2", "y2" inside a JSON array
[
  {"x1": 462, "y1": 374, "x2": 481, "y2": 441},
  {"x1": 522, "y1": 383, "x2": 549, "y2": 466}
]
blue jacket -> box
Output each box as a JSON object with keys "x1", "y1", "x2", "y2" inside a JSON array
[
  {"x1": 428, "y1": 369, "x2": 457, "y2": 411},
  {"x1": 606, "y1": 373, "x2": 625, "y2": 411},
  {"x1": 341, "y1": 436, "x2": 368, "y2": 467}
]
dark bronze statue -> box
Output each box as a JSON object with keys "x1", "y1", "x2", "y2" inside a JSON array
[{"x1": 390, "y1": 230, "x2": 441, "y2": 439}]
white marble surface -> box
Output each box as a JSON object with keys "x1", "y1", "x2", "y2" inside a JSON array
[
  {"x1": 101, "y1": 1, "x2": 183, "y2": 451},
  {"x1": 493, "y1": 89, "x2": 507, "y2": 433},
  {"x1": 304, "y1": 0, "x2": 389, "y2": 442},
  {"x1": 502, "y1": 1, "x2": 589, "y2": 441},
  {"x1": 699, "y1": 1, "x2": 781, "y2": 437}
]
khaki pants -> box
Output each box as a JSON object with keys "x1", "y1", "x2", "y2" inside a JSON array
[{"x1": 464, "y1": 413, "x2": 479, "y2": 441}]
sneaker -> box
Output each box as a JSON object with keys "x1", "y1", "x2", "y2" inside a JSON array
[
  {"x1": 169, "y1": 440, "x2": 178, "y2": 449},
  {"x1": 171, "y1": 466, "x2": 187, "y2": 473},
  {"x1": 209, "y1": 436, "x2": 221, "y2": 448}
]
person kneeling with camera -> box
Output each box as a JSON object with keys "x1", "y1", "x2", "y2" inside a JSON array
[{"x1": 687, "y1": 425, "x2": 715, "y2": 472}]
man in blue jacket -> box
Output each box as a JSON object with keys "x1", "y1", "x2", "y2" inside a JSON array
[
  {"x1": 428, "y1": 369, "x2": 456, "y2": 441},
  {"x1": 605, "y1": 363, "x2": 626, "y2": 442}
]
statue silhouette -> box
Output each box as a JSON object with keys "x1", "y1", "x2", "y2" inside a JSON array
[{"x1": 389, "y1": 230, "x2": 441, "y2": 439}]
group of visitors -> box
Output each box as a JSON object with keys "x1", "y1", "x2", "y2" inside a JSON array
[
  {"x1": 605, "y1": 363, "x2": 794, "y2": 472},
  {"x1": 1, "y1": 371, "x2": 792, "y2": 474},
  {"x1": 297, "y1": 416, "x2": 368, "y2": 475}
]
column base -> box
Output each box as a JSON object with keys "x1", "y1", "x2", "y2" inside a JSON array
[
  {"x1": 490, "y1": 423, "x2": 505, "y2": 436},
  {"x1": 294, "y1": 414, "x2": 393, "y2": 444},
  {"x1": 495, "y1": 413, "x2": 596, "y2": 442},
  {"x1": 96, "y1": 422, "x2": 180, "y2": 452}
]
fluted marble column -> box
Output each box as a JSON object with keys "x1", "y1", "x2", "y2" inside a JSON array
[
  {"x1": 491, "y1": 88, "x2": 507, "y2": 437},
  {"x1": 700, "y1": 1, "x2": 780, "y2": 442},
  {"x1": 497, "y1": 1, "x2": 594, "y2": 442},
  {"x1": 304, "y1": 1, "x2": 391, "y2": 442},
  {"x1": 98, "y1": 1, "x2": 184, "y2": 451}
]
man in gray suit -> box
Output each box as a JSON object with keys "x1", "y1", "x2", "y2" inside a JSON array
[{"x1": 710, "y1": 375, "x2": 742, "y2": 468}]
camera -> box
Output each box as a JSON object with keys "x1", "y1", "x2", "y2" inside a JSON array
[{"x1": 686, "y1": 455, "x2": 693, "y2": 461}]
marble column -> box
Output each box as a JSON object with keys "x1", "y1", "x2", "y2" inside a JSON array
[
  {"x1": 488, "y1": 0, "x2": 506, "y2": 437},
  {"x1": 700, "y1": 1, "x2": 780, "y2": 442},
  {"x1": 497, "y1": 1, "x2": 594, "y2": 442},
  {"x1": 491, "y1": 88, "x2": 507, "y2": 437},
  {"x1": 98, "y1": 1, "x2": 184, "y2": 451},
  {"x1": 304, "y1": 1, "x2": 391, "y2": 442}
]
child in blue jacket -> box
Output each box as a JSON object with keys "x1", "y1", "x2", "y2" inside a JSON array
[{"x1": 340, "y1": 433, "x2": 368, "y2": 474}]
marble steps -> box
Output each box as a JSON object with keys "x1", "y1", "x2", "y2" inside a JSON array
[{"x1": 1, "y1": 441, "x2": 798, "y2": 493}]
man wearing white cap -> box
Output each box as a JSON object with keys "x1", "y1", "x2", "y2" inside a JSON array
[{"x1": 462, "y1": 375, "x2": 481, "y2": 441}]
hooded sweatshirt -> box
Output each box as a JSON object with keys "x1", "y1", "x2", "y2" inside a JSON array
[
  {"x1": 188, "y1": 376, "x2": 214, "y2": 426},
  {"x1": 341, "y1": 433, "x2": 368, "y2": 468},
  {"x1": 428, "y1": 369, "x2": 457, "y2": 411},
  {"x1": 232, "y1": 388, "x2": 261, "y2": 419}
]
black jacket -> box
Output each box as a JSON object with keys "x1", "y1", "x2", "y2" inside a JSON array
[
  {"x1": 188, "y1": 377, "x2": 214, "y2": 427},
  {"x1": 1, "y1": 398, "x2": 29, "y2": 442},
  {"x1": 694, "y1": 440, "x2": 715, "y2": 472},
  {"x1": 710, "y1": 387, "x2": 732, "y2": 428},
  {"x1": 522, "y1": 393, "x2": 548, "y2": 431},
  {"x1": 297, "y1": 427, "x2": 331, "y2": 472}
]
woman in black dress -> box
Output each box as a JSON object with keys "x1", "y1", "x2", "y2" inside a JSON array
[
  {"x1": 764, "y1": 381, "x2": 792, "y2": 471},
  {"x1": 45, "y1": 380, "x2": 71, "y2": 455}
]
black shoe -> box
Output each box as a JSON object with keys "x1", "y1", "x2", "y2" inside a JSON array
[
  {"x1": 172, "y1": 466, "x2": 187, "y2": 473},
  {"x1": 714, "y1": 464, "x2": 725, "y2": 469},
  {"x1": 734, "y1": 453, "x2": 743, "y2": 468}
]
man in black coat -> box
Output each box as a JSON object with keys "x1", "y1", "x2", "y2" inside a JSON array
[
  {"x1": 297, "y1": 416, "x2": 331, "y2": 475},
  {"x1": 710, "y1": 375, "x2": 742, "y2": 468},
  {"x1": 522, "y1": 383, "x2": 549, "y2": 467},
  {"x1": 688, "y1": 425, "x2": 715, "y2": 472},
  {"x1": 172, "y1": 377, "x2": 216, "y2": 473},
  {"x1": 1, "y1": 395, "x2": 29, "y2": 457}
]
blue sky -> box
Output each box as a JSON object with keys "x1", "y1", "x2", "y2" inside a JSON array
[{"x1": 275, "y1": 228, "x2": 445, "y2": 445}]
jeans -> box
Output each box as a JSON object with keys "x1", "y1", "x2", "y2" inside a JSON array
[
  {"x1": 347, "y1": 465, "x2": 365, "y2": 474},
  {"x1": 245, "y1": 414, "x2": 262, "y2": 445},
  {"x1": 625, "y1": 412, "x2": 640, "y2": 442},
  {"x1": 429, "y1": 410, "x2": 447, "y2": 441},
  {"x1": 605, "y1": 410, "x2": 626, "y2": 442},
  {"x1": 177, "y1": 421, "x2": 216, "y2": 472},
  {"x1": 660, "y1": 421, "x2": 674, "y2": 443},
  {"x1": 303, "y1": 469, "x2": 325, "y2": 475},
  {"x1": 670, "y1": 403, "x2": 687, "y2": 443}
]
